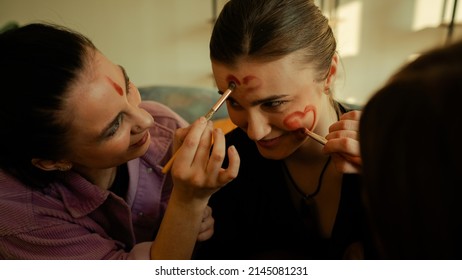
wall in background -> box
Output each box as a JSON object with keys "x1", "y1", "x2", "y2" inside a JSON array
[
  {"x1": 1, "y1": 0, "x2": 461, "y2": 105},
  {"x1": 0, "y1": 0, "x2": 220, "y2": 89},
  {"x1": 329, "y1": 0, "x2": 462, "y2": 105}
]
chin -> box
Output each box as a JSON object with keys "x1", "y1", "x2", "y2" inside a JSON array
[
  {"x1": 138, "y1": 143, "x2": 151, "y2": 157},
  {"x1": 127, "y1": 143, "x2": 150, "y2": 162},
  {"x1": 256, "y1": 137, "x2": 301, "y2": 160},
  {"x1": 256, "y1": 146, "x2": 292, "y2": 160}
]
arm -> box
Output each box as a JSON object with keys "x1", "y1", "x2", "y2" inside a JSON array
[{"x1": 150, "y1": 117, "x2": 240, "y2": 259}]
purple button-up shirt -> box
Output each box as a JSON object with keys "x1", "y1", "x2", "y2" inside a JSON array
[{"x1": 0, "y1": 101, "x2": 188, "y2": 259}]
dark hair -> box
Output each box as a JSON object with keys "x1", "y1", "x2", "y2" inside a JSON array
[
  {"x1": 360, "y1": 40, "x2": 462, "y2": 259},
  {"x1": 210, "y1": 0, "x2": 336, "y2": 81},
  {"x1": 0, "y1": 23, "x2": 96, "y2": 189}
]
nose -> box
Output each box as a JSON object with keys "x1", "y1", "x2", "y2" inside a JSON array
[
  {"x1": 245, "y1": 111, "x2": 271, "y2": 141},
  {"x1": 131, "y1": 108, "x2": 154, "y2": 134}
]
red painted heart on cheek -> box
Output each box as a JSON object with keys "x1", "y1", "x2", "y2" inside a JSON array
[{"x1": 283, "y1": 105, "x2": 316, "y2": 131}]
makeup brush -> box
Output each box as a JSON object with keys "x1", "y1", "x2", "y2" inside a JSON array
[
  {"x1": 303, "y1": 128, "x2": 363, "y2": 166},
  {"x1": 161, "y1": 82, "x2": 237, "y2": 174},
  {"x1": 303, "y1": 128, "x2": 327, "y2": 145}
]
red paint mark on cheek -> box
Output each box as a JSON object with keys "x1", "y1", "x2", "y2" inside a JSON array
[
  {"x1": 106, "y1": 76, "x2": 123, "y2": 96},
  {"x1": 226, "y1": 75, "x2": 241, "y2": 86},
  {"x1": 283, "y1": 105, "x2": 317, "y2": 131}
]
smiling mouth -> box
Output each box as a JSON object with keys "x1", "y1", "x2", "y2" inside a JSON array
[
  {"x1": 256, "y1": 136, "x2": 282, "y2": 149},
  {"x1": 130, "y1": 131, "x2": 149, "y2": 148}
]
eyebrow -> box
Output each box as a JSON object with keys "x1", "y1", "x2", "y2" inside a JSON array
[
  {"x1": 118, "y1": 65, "x2": 130, "y2": 93},
  {"x1": 227, "y1": 94, "x2": 289, "y2": 106}
]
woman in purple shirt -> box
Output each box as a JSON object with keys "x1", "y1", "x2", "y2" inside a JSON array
[{"x1": 0, "y1": 23, "x2": 239, "y2": 259}]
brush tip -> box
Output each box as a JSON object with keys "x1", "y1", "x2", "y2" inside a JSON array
[{"x1": 228, "y1": 81, "x2": 237, "y2": 90}]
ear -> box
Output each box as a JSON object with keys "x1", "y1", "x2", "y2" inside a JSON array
[
  {"x1": 324, "y1": 54, "x2": 338, "y2": 91},
  {"x1": 31, "y1": 159, "x2": 72, "y2": 172}
]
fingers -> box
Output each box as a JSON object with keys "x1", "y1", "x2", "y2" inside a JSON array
[
  {"x1": 197, "y1": 206, "x2": 214, "y2": 242},
  {"x1": 173, "y1": 126, "x2": 193, "y2": 152},
  {"x1": 202, "y1": 205, "x2": 212, "y2": 219},
  {"x1": 330, "y1": 153, "x2": 362, "y2": 173},
  {"x1": 324, "y1": 136, "x2": 360, "y2": 158},
  {"x1": 324, "y1": 136, "x2": 361, "y2": 173},
  {"x1": 340, "y1": 110, "x2": 361, "y2": 122},
  {"x1": 327, "y1": 112, "x2": 360, "y2": 137},
  {"x1": 326, "y1": 129, "x2": 358, "y2": 141},
  {"x1": 323, "y1": 110, "x2": 362, "y2": 173},
  {"x1": 209, "y1": 129, "x2": 240, "y2": 186},
  {"x1": 194, "y1": 121, "x2": 215, "y2": 171},
  {"x1": 206, "y1": 127, "x2": 227, "y2": 180},
  {"x1": 172, "y1": 117, "x2": 211, "y2": 177},
  {"x1": 223, "y1": 145, "x2": 240, "y2": 183},
  {"x1": 171, "y1": 116, "x2": 240, "y2": 200}
]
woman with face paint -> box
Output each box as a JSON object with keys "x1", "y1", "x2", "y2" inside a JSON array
[
  {"x1": 0, "y1": 23, "x2": 239, "y2": 259},
  {"x1": 194, "y1": 0, "x2": 372, "y2": 259}
]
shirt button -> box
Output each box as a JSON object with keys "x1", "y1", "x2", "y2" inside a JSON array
[{"x1": 146, "y1": 167, "x2": 153, "y2": 173}]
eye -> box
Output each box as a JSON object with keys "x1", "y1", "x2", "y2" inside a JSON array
[
  {"x1": 260, "y1": 99, "x2": 289, "y2": 113},
  {"x1": 228, "y1": 100, "x2": 240, "y2": 108},
  {"x1": 107, "y1": 114, "x2": 124, "y2": 137},
  {"x1": 263, "y1": 100, "x2": 287, "y2": 108}
]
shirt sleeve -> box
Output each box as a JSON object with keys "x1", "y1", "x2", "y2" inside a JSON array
[{"x1": 0, "y1": 221, "x2": 145, "y2": 260}]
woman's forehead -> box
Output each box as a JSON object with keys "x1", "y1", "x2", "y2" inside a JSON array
[
  {"x1": 214, "y1": 52, "x2": 308, "y2": 76},
  {"x1": 63, "y1": 52, "x2": 123, "y2": 131},
  {"x1": 225, "y1": 74, "x2": 261, "y2": 88}
]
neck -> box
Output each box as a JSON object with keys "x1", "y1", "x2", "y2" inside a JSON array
[
  {"x1": 314, "y1": 98, "x2": 339, "y2": 137},
  {"x1": 72, "y1": 165, "x2": 118, "y2": 190}
]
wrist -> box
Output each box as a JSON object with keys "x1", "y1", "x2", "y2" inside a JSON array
[{"x1": 168, "y1": 187, "x2": 210, "y2": 212}]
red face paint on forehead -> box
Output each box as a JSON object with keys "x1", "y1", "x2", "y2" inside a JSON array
[
  {"x1": 242, "y1": 75, "x2": 261, "y2": 90},
  {"x1": 105, "y1": 76, "x2": 123, "y2": 96},
  {"x1": 242, "y1": 75, "x2": 256, "y2": 85},
  {"x1": 283, "y1": 105, "x2": 316, "y2": 131},
  {"x1": 226, "y1": 75, "x2": 241, "y2": 86}
]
